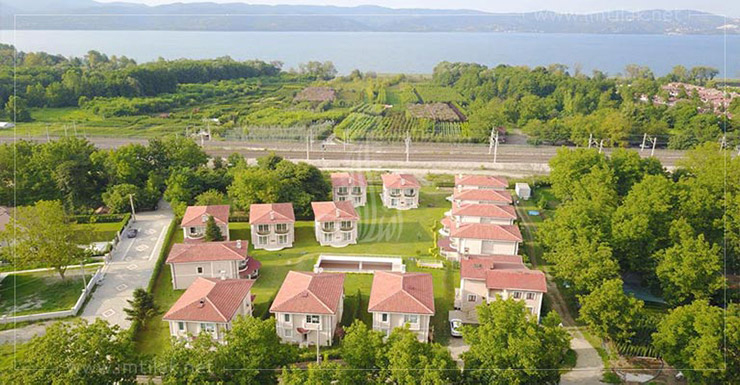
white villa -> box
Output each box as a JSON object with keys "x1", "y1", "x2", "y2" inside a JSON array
[
  {"x1": 331, "y1": 172, "x2": 368, "y2": 207},
  {"x1": 166, "y1": 240, "x2": 260, "y2": 290},
  {"x1": 270, "y1": 271, "x2": 345, "y2": 347},
  {"x1": 249, "y1": 203, "x2": 296, "y2": 251},
  {"x1": 368, "y1": 271, "x2": 435, "y2": 342},
  {"x1": 380, "y1": 173, "x2": 420, "y2": 210},
  {"x1": 311, "y1": 201, "x2": 359, "y2": 247},
  {"x1": 181, "y1": 205, "x2": 230, "y2": 241}
]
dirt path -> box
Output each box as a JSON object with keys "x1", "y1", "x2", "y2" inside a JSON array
[{"x1": 515, "y1": 205, "x2": 604, "y2": 384}]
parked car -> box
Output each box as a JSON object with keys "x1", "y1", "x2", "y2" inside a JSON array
[
  {"x1": 450, "y1": 318, "x2": 463, "y2": 337},
  {"x1": 126, "y1": 228, "x2": 138, "y2": 238}
]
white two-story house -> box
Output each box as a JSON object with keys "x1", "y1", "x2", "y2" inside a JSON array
[
  {"x1": 439, "y1": 222, "x2": 522, "y2": 261},
  {"x1": 368, "y1": 271, "x2": 435, "y2": 342},
  {"x1": 455, "y1": 255, "x2": 546, "y2": 323},
  {"x1": 454, "y1": 174, "x2": 509, "y2": 191},
  {"x1": 181, "y1": 205, "x2": 230, "y2": 241},
  {"x1": 331, "y1": 172, "x2": 368, "y2": 207},
  {"x1": 163, "y1": 277, "x2": 255, "y2": 342},
  {"x1": 166, "y1": 239, "x2": 260, "y2": 290},
  {"x1": 380, "y1": 173, "x2": 420, "y2": 210},
  {"x1": 311, "y1": 201, "x2": 359, "y2": 247},
  {"x1": 441, "y1": 203, "x2": 517, "y2": 236},
  {"x1": 448, "y1": 189, "x2": 513, "y2": 207},
  {"x1": 270, "y1": 271, "x2": 345, "y2": 347},
  {"x1": 249, "y1": 203, "x2": 296, "y2": 251}
]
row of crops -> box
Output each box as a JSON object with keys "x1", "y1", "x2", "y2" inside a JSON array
[
  {"x1": 333, "y1": 112, "x2": 473, "y2": 142},
  {"x1": 414, "y1": 84, "x2": 466, "y2": 103},
  {"x1": 226, "y1": 121, "x2": 334, "y2": 141}
]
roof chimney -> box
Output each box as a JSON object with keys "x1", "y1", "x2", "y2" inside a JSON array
[
  {"x1": 220, "y1": 271, "x2": 226, "y2": 280},
  {"x1": 335, "y1": 208, "x2": 340, "y2": 217},
  {"x1": 270, "y1": 212, "x2": 274, "y2": 220},
  {"x1": 198, "y1": 298, "x2": 205, "y2": 308},
  {"x1": 202, "y1": 214, "x2": 208, "y2": 223},
  {"x1": 236, "y1": 239, "x2": 242, "y2": 249},
  {"x1": 401, "y1": 178, "x2": 406, "y2": 186}
]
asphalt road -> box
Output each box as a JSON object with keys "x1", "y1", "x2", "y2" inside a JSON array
[{"x1": 0, "y1": 136, "x2": 687, "y2": 168}]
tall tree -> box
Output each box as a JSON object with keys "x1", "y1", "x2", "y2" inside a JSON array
[
  {"x1": 462, "y1": 298, "x2": 570, "y2": 384},
  {"x1": 8, "y1": 319, "x2": 136, "y2": 384},
  {"x1": 124, "y1": 288, "x2": 158, "y2": 327},
  {"x1": 204, "y1": 215, "x2": 224, "y2": 242},
  {"x1": 382, "y1": 328, "x2": 460, "y2": 385},
  {"x1": 578, "y1": 278, "x2": 643, "y2": 342},
  {"x1": 340, "y1": 320, "x2": 385, "y2": 383},
  {"x1": 1, "y1": 200, "x2": 85, "y2": 279}
]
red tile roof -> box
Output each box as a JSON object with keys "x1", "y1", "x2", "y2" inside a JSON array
[
  {"x1": 181, "y1": 205, "x2": 230, "y2": 227},
  {"x1": 437, "y1": 236, "x2": 455, "y2": 253},
  {"x1": 330, "y1": 172, "x2": 367, "y2": 188},
  {"x1": 441, "y1": 216, "x2": 452, "y2": 229},
  {"x1": 166, "y1": 241, "x2": 249, "y2": 264},
  {"x1": 460, "y1": 255, "x2": 526, "y2": 280},
  {"x1": 455, "y1": 174, "x2": 508, "y2": 189},
  {"x1": 368, "y1": 272, "x2": 435, "y2": 315},
  {"x1": 451, "y1": 203, "x2": 517, "y2": 220},
  {"x1": 452, "y1": 189, "x2": 512, "y2": 204},
  {"x1": 311, "y1": 201, "x2": 359, "y2": 222},
  {"x1": 163, "y1": 277, "x2": 254, "y2": 323},
  {"x1": 486, "y1": 270, "x2": 547, "y2": 292},
  {"x1": 249, "y1": 203, "x2": 295, "y2": 225},
  {"x1": 270, "y1": 272, "x2": 345, "y2": 315},
  {"x1": 381, "y1": 173, "x2": 420, "y2": 189},
  {"x1": 450, "y1": 223, "x2": 522, "y2": 242},
  {"x1": 239, "y1": 257, "x2": 262, "y2": 278}
]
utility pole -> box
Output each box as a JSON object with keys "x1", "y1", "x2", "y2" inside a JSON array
[
  {"x1": 598, "y1": 139, "x2": 605, "y2": 154},
  {"x1": 640, "y1": 133, "x2": 647, "y2": 152},
  {"x1": 129, "y1": 193, "x2": 136, "y2": 222},
  {"x1": 492, "y1": 129, "x2": 500, "y2": 164},
  {"x1": 720, "y1": 134, "x2": 727, "y2": 150},
  {"x1": 405, "y1": 133, "x2": 411, "y2": 163},
  {"x1": 306, "y1": 132, "x2": 310, "y2": 161},
  {"x1": 648, "y1": 136, "x2": 657, "y2": 157},
  {"x1": 587, "y1": 133, "x2": 593, "y2": 149},
  {"x1": 488, "y1": 127, "x2": 496, "y2": 154}
]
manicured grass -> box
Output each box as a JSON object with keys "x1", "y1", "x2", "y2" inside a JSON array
[
  {"x1": 0, "y1": 268, "x2": 94, "y2": 316},
  {"x1": 70, "y1": 221, "x2": 123, "y2": 243},
  {"x1": 137, "y1": 184, "x2": 456, "y2": 357}
]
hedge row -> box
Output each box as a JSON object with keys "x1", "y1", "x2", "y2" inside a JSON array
[{"x1": 70, "y1": 213, "x2": 129, "y2": 224}]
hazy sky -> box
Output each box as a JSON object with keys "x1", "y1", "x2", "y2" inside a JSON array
[{"x1": 94, "y1": 0, "x2": 739, "y2": 17}]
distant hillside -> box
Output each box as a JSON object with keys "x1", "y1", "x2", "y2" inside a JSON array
[{"x1": 1, "y1": 1, "x2": 737, "y2": 34}]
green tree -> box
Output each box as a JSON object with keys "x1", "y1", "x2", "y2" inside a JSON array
[
  {"x1": 124, "y1": 287, "x2": 158, "y2": 327},
  {"x1": 227, "y1": 167, "x2": 282, "y2": 211},
  {"x1": 4, "y1": 95, "x2": 32, "y2": 121},
  {"x1": 653, "y1": 221, "x2": 724, "y2": 305},
  {"x1": 102, "y1": 183, "x2": 141, "y2": 213},
  {"x1": 280, "y1": 361, "x2": 345, "y2": 385},
  {"x1": 462, "y1": 298, "x2": 570, "y2": 384},
  {"x1": 341, "y1": 320, "x2": 385, "y2": 382},
  {"x1": 216, "y1": 316, "x2": 298, "y2": 384},
  {"x1": 204, "y1": 215, "x2": 224, "y2": 242},
  {"x1": 0, "y1": 200, "x2": 85, "y2": 279},
  {"x1": 194, "y1": 189, "x2": 228, "y2": 206},
  {"x1": 611, "y1": 174, "x2": 675, "y2": 272},
  {"x1": 159, "y1": 329, "x2": 220, "y2": 384},
  {"x1": 578, "y1": 278, "x2": 643, "y2": 342},
  {"x1": 382, "y1": 328, "x2": 460, "y2": 385},
  {"x1": 8, "y1": 319, "x2": 136, "y2": 384},
  {"x1": 548, "y1": 148, "x2": 606, "y2": 200},
  {"x1": 652, "y1": 300, "x2": 735, "y2": 384},
  {"x1": 545, "y1": 237, "x2": 619, "y2": 294}
]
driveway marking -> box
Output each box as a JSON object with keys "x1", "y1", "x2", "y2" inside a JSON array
[
  {"x1": 115, "y1": 283, "x2": 128, "y2": 291},
  {"x1": 102, "y1": 309, "x2": 115, "y2": 318},
  {"x1": 126, "y1": 264, "x2": 138, "y2": 270}
]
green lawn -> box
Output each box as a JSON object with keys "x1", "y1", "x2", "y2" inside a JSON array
[
  {"x1": 0, "y1": 268, "x2": 94, "y2": 316},
  {"x1": 136, "y1": 184, "x2": 456, "y2": 357},
  {"x1": 70, "y1": 221, "x2": 123, "y2": 244}
]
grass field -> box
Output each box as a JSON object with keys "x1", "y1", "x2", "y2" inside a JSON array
[
  {"x1": 0, "y1": 268, "x2": 95, "y2": 317},
  {"x1": 70, "y1": 221, "x2": 123, "y2": 244},
  {"x1": 135, "y1": 184, "x2": 457, "y2": 357}
]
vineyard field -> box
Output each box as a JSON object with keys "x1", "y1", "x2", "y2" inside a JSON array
[{"x1": 333, "y1": 112, "x2": 473, "y2": 142}]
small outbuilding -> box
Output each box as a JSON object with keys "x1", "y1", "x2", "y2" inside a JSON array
[{"x1": 515, "y1": 183, "x2": 531, "y2": 200}]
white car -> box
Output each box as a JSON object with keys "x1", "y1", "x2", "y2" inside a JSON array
[{"x1": 449, "y1": 318, "x2": 463, "y2": 337}]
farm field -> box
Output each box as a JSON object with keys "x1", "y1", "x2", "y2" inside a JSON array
[
  {"x1": 135, "y1": 185, "x2": 458, "y2": 357},
  {"x1": 0, "y1": 268, "x2": 95, "y2": 317},
  {"x1": 6, "y1": 76, "x2": 485, "y2": 143}
]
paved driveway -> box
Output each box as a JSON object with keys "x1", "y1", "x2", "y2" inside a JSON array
[{"x1": 81, "y1": 201, "x2": 174, "y2": 329}]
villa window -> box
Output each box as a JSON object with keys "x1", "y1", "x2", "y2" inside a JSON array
[
  {"x1": 342, "y1": 232, "x2": 351, "y2": 241},
  {"x1": 178, "y1": 322, "x2": 185, "y2": 331},
  {"x1": 513, "y1": 291, "x2": 522, "y2": 299},
  {"x1": 189, "y1": 227, "x2": 197, "y2": 235},
  {"x1": 467, "y1": 294, "x2": 477, "y2": 302},
  {"x1": 324, "y1": 233, "x2": 333, "y2": 243},
  {"x1": 526, "y1": 292, "x2": 535, "y2": 300},
  {"x1": 352, "y1": 187, "x2": 362, "y2": 195},
  {"x1": 257, "y1": 224, "x2": 270, "y2": 234},
  {"x1": 284, "y1": 314, "x2": 290, "y2": 323},
  {"x1": 381, "y1": 313, "x2": 388, "y2": 323},
  {"x1": 284, "y1": 328, "x2": 292, "y2": 338},
  {"x1": 196, "y1": 266, "x2": 203, "y2": 274},
  {"x1": 258, "y1": 236, "x2": 268, "y2": 245},
  {"x1": 200, "y1": 323, "x2": 216, "y2": 333},
  {"x1": 276, "y1": 223, "x2": 287, "y2": 233},
  {"x1": 278, "y1": 235, "x2": 288, "y2": 244},
  {"x1": 526, "y1": 306, "x2": 534, "y2": 315},
  {"x1": 403, "y1": 314, "x2": 419, "y2": 324},
  {"x1": 306, "y1": 315, "x2": 320, "y2": 324}
]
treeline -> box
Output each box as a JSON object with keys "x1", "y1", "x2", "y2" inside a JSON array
[
  {"x1": 539, "y1": 145, "x2": 739, "y2": 383},
  {"x1": 0, "y1": 136, "x2": 208, "y2": 212},
  {"x1": 433, "y1": 62, "x2": 736, "y2": 149},
  {"x1": 0, "y1": 44, "x2": 281, "y2": 120},
  {"x1": 163, "y1": 152, "x2": 331, "y2": 219}
]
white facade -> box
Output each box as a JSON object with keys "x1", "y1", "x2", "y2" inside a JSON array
[
  {"x1": 169, "y1": 259, "x2": 243, "y2": 290},
  {"x1": 334, "y1": 185, "x2": 367, "y2": 207},
  {"x1": 314, "y1": 219, "x2": 358, "y2": 247},
  {"x1": 251, "y1": 222, "x2": 295, "y2": 251},
  {"x1": 166, "y1": 295, "x2": 253, "y2": 341},
  {"x1": 457, "y1": 278, "x2": 544, "y2": 322},
  {"x1": 450, "y1": 237, "x2": 519, "y2": 256},
  {"x1": 515, "y1": 183, "x2": 532, "y2": 200},
  {"x1": 381, "y1": 186, "x2": 419, "y2": 210},
  {"x1": 273, "y1": 306, "x2": 343, "y2": 347},
  {"x1": 183, "y1": 221, "x2": 229, "y2": 241},
  {"x1": 370, "y1": 311, "x2": 431, "y2": 342}
]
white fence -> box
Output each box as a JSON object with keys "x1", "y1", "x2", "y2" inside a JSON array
[{"x1": 0, "y1": 267, "x2": 104, "y2": 324}]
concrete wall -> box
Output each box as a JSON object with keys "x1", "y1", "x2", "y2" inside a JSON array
[{"x1": 457, "y1": 238, "x2": 519, "y2": 256}]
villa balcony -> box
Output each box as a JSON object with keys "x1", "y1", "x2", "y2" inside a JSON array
[
  {"x1": 388, "y1": 190, "x2": 401, "y2": 197},
  {"x1": 275, "y1": 227, "x2": 290, "y2": 234},
  {"x1": 404, "y1": 190, "x2": 416, "y2": 197},
  {"x1": 340, "y1": 224, "x2": 355, "y2": 231},
  {"x1": 255, "y1": 229, "x2": 271, "y2": 236},
  {"x1": 351, "y1": 188, "x2": 363, "y2": 196},
  {"x1": 302, "y1": 322, "x2": 321, "y2": 331},
  {"x1": 321, "y1": 225, "x2": 336, "y2": 233},
  {"x1": 336, "y1": 189, "x2": 349, "y2": 196}
]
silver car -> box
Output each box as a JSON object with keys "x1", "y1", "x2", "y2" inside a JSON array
[{"x1": 449, "y1": 319, "x2": 463, "y2": 337}]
